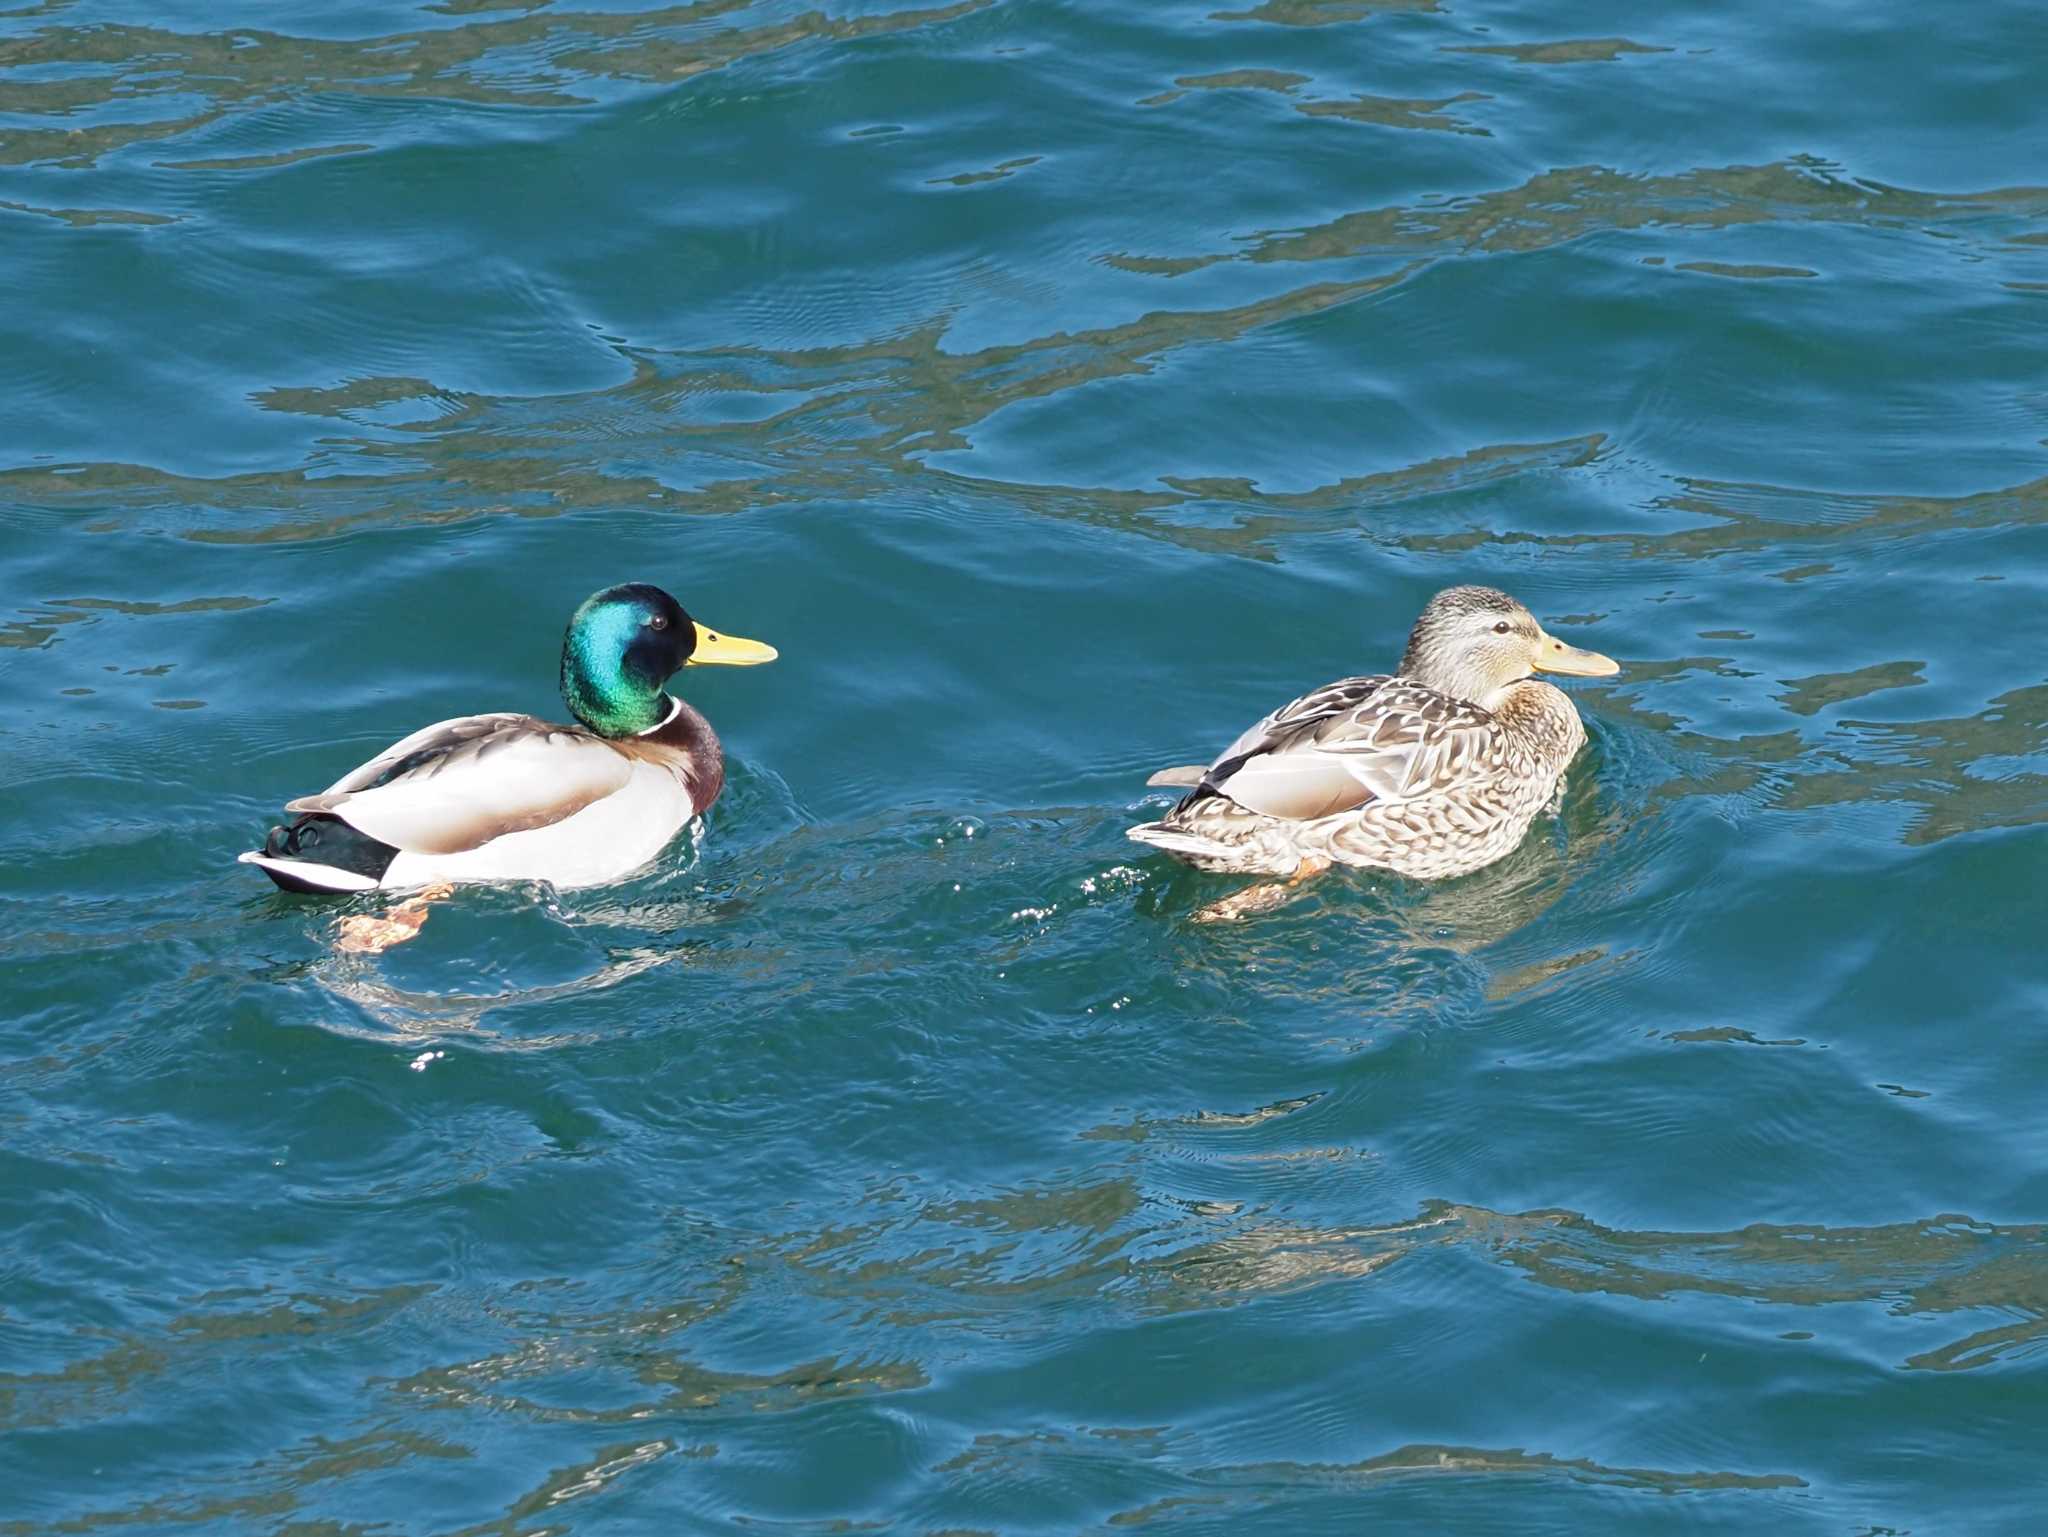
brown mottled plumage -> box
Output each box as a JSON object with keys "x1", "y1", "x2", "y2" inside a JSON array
[{"x1": 1128, "y1": 586, "x2": 1620, "y2": 878}]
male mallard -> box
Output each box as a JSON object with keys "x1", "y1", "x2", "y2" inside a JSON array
[
  {"x1": 1128, "y1": 586, "x2": 1619, "y2": 880},
  {"x1": 241, "y1": 583, "x2": 775, "y2": 894}
]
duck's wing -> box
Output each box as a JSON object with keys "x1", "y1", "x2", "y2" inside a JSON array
[
  {"x1": 286, "y1": 713, "x2": 634, "y2": 855},
  {"x1": 1190, "y1": 677, "x2": 1496, "y2": 821}
]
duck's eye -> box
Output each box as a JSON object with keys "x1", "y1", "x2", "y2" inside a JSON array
[
  {"x1": 1492, "y1": 621, "x2": 1512, "y2": 634},
  {"x1": 648, "y1": 614, "x2": 669, "y2": 631}
]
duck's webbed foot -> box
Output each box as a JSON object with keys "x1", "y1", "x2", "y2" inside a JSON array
[
  {"x1": 333, "y1": 882, "x2": 455, "y2": 954},
  {"x1": 1192, "y1": 854, "x2": 1332, "y2": 924}
]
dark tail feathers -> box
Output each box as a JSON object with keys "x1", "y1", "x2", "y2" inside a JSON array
[{"x1": 263, "y1": 814, "x2": 400, "y2": 884}]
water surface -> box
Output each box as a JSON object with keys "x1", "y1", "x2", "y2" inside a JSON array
[{"x1": 4, "y1": 0, "x2": 2046, "y2": 1531}]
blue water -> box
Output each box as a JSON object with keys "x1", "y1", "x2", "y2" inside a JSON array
[{"x1": 4, "y1": 0, "x2": 2046, "y2": 1530}]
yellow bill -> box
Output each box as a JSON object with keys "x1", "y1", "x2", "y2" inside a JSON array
[
  {"x1": 1532, "y1": 626, "x2": 1619, "y2": 677},
  {"x1": 688, "y1": 621, "x2": 778, "y2": 666}
]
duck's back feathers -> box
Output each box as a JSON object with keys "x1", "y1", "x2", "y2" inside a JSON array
[
  {"x1": 1175, "y1": 676, "x2": 1498, "y2": 820},
  {"x1": 287, "y1": 714, "x2": 634, "y2": 856},
  {"x1": 299, "y1": 713, "x2": 525, "y2": 802}
]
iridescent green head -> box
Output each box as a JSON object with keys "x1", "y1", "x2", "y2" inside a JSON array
[{"x1": 559, "y1": 583, "x2": 777, "y2": 738}]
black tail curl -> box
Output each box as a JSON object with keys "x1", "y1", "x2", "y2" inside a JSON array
[{"x1": 262, "y1": 813, "x2": 401, "y2": 885}]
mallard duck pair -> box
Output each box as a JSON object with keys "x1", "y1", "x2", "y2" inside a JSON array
[{"x1": 242, "y1": 582, "x2": 1617, "y2": 904}]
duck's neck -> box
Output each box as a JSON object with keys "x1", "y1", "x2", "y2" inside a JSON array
[
  {"x1": 1401, "y1": 647, "x2": 1508, "y2": 709},
  {"x1": 562, "y1": 637, "x2": 673, "y2": 737}
]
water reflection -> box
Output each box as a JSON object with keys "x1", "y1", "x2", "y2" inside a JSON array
[
  {"x1": 497, "y1": 1438, "x2": 688, "y2": 1523},
  {"x1": 391, "y1": 1339, "x2": 927, "y2": 1422},
  {"x1": 1148, "y1": 68, "x2": 1491, "y2": 135},
  {"x1": 1210, "y1": 0, "x2": 1443, "y2": 24},
  {"x1": 1128, "y1": 156, "x2": 2047, "y2": 273},
  {"x1": 0, "y1": 1, "x2": 993, "y2": 169},
  {"x1": 1446, "y1": 38, "x2": 1673, "y2": 65},
  {"x1": 934, "y1": 1425, "x2": 1801, "y2": 1525},
  {"x1": 0, "y1": 1283, "x2": 433, "y2": 1433},
  {"x1": 4, "y1": 1184, "x2": 2030, "y2": 1531},
  {"x1": 1594, "y1": 668, "x2": 2048, "y2": 847},
  {"x1": 1103, "y1": 1442, "x2": 1801, "y2": 1526},
  {"x1": 0, "y1": 261, "x2": 1428, "y2": 549},
  {"x1": 1401, "y1": 470, "x2": 2048, "y2": 564},
  {"x1": 769, "y1": 1188, "x2": 2048, "y2": 1372}
]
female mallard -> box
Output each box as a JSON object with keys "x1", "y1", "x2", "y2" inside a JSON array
[
  {"x1": 240, "y1": 583, "x2": 775, "y2": 895},
  {"x1": 1128, "y1": 586, "x2": 1618, "y2": 880}
]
